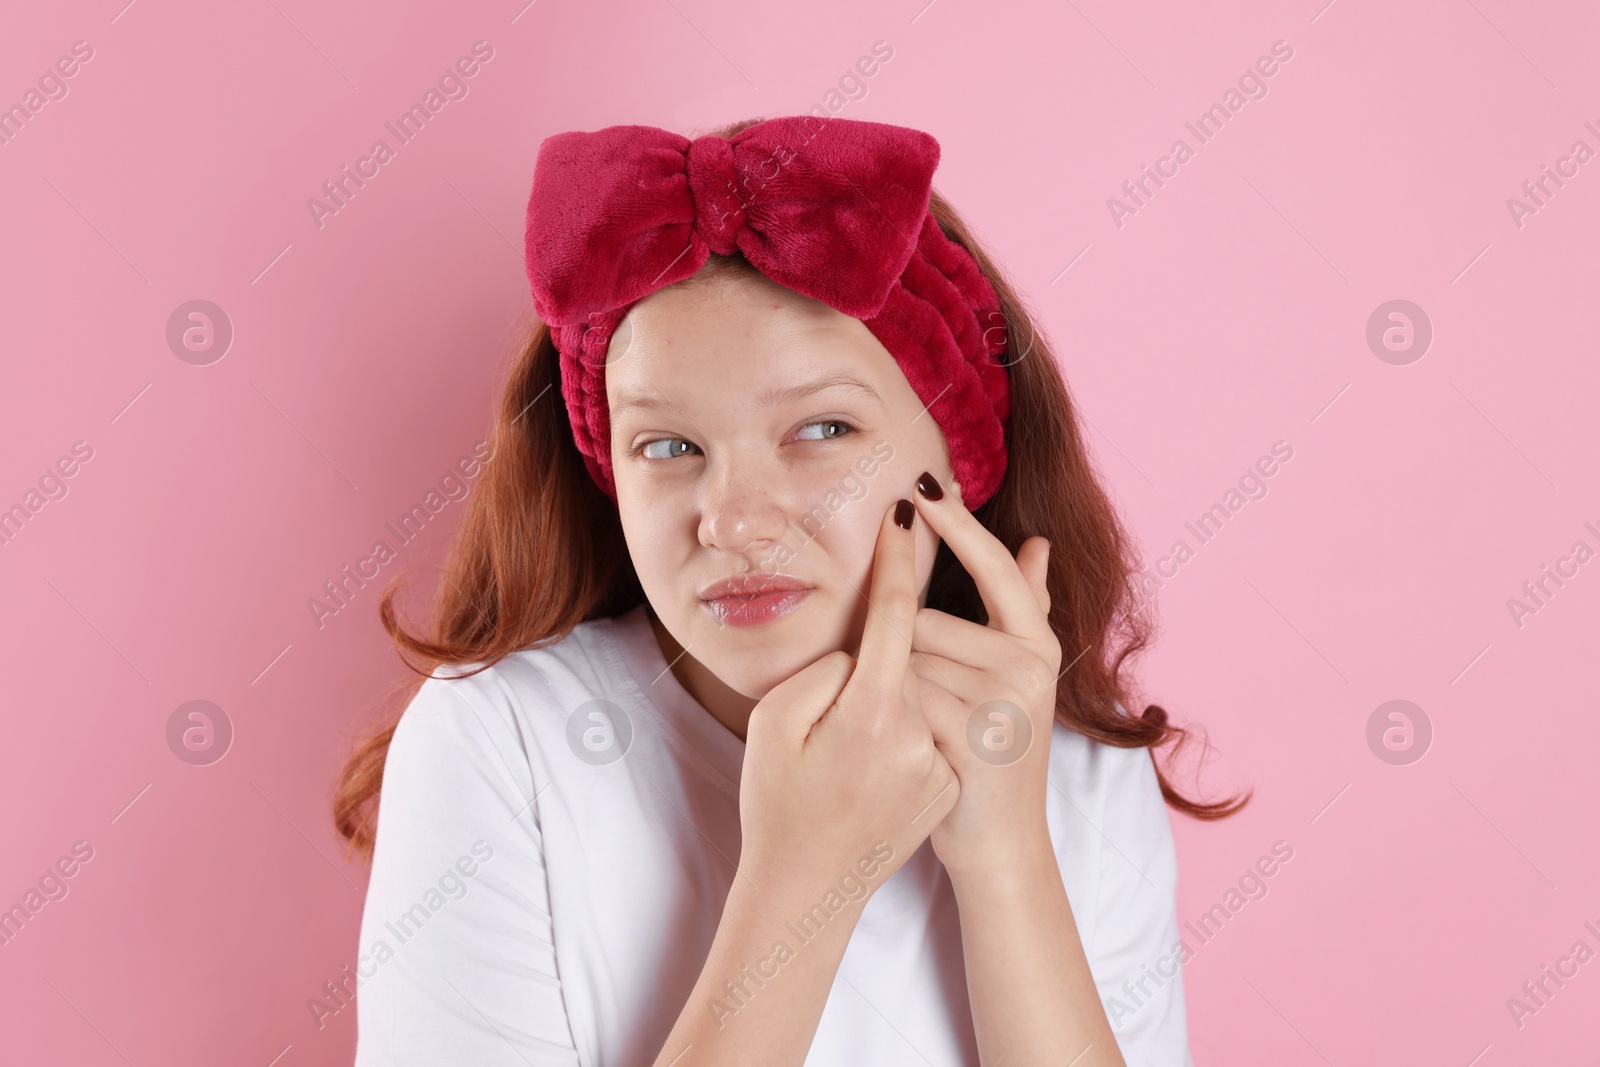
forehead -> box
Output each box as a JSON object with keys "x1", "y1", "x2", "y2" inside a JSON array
[{"x1": 603, "y1": 270, "x2": 895, "y2": 395}]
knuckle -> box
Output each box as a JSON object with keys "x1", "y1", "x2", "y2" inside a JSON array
[
  {"x1": 1042, "y1": 633, "x2": 1063, "y2": 665},
  {"x1": 851, "y1": 704, "x2": 894, "y2": 746},
  {"x1": 821, "y1": 649, "x2": 856, "y2": 676},
  {"x1": 1009, "y1": 654, "x2": 1056, "y2": 699},
  {"x1": 896, "y1": 735, "x2": 934, "y2": 777}
]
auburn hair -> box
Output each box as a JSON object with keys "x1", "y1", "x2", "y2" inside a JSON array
[{"x1": 333, "y1": 116, "x2": 1249, "y2": 862}]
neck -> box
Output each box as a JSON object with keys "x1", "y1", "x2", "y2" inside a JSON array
[{"x1": 646, "y1": 609, "x2": 759, "y2": 743}]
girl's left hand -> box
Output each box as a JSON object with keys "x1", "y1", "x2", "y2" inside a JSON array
[{"x1": 906, "y1": 471, "x2": 1063, "y2": 878}]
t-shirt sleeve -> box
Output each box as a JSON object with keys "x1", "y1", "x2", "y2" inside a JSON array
[
  {"x1": 352, "y1": 673, "x2": 580, "y2": 1066},
  {"x1": 1091, "y1": 740, "x2": 1194, "y2": 1067}
]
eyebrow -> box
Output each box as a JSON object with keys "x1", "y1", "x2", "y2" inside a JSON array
[{"x1": 611, "y1": 371, "x2": 883, "y2": 418}]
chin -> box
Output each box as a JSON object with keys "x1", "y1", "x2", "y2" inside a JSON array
[
  {"x1": 715, "y1": 663, "x2": 796, "y2": 700},
  {"x1": 702, "y1": 639, "x2": 818, "y2": 699},
  {"x1": 695, "y1": 612, "x2": 855, "y2": 698}
]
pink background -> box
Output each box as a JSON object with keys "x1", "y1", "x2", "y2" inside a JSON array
[{"x1": 2, "y1": 0, "x2": 1596, "y2": 1063}]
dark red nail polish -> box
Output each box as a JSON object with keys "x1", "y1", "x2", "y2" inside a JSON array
[
  {"x1": 894, "y1": 499, "x2": 915, "y2": 530},
  {"x1": 915, "y1": 471, "x2": 943, "y2": 501}
]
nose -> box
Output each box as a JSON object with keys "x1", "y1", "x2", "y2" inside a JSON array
[{"x1": 697, "y1": 458, "x2": 790, "y2": 555}]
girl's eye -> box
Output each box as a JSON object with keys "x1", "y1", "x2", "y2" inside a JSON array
[
  {"x1": 638, "y1": 438, "x2": 699, "y2": 460},
  {"x1": 632, "y1": 420, "x2": 857, "y2": 461},
  {"x1": 792, "y1": 419, "x2": 857, "y2": 442}
]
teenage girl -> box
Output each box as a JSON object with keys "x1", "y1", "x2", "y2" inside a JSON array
[{"x1": 334, "y1": 114, "x2": 1245, "y2": 1067}]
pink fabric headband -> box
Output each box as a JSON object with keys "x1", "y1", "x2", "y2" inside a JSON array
[{"x1": 523, "y1": 115, "x2": 1012, "y2": 509}]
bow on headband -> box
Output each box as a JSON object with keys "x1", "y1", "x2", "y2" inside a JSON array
[{"x1": 524, "y1": 115, "x2": 1012, "y2": 508}]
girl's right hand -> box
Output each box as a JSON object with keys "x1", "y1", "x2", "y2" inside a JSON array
[{"x1": 736, "y1": 498, "x2": 959, "y2": 898}]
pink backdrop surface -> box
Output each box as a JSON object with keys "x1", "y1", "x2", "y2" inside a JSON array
[{"x1": 2, "y1": 0, "x2": 1596, "y2": 1063}]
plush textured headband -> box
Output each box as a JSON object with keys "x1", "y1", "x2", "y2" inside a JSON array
[{"x1": 523, "y1": 115, "x2": 1012, "y2": 509}]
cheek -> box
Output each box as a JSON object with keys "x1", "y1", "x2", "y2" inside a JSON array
[
  {"x1": 870, "y1": 422, "x2": 953, "y2": 499},
  {"x1": 804, "y1": 470, "x2": 939, "y2": 595},
  {"x1": 808, "y1": 487, "x2": 884, "y2": 576},
  {"x1": 615, "y1": 481, "x2": 691, "y2": 588},
  {"x1": 863, "y1": 440, "x2": 949, "y2": 593}
]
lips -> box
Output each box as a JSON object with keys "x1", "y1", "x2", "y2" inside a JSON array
[
  {"x1": 698, "y1": 574, "x2": 810, "y2": 600},
  {"x1": 699, "y1": 574, "x2": 813, "y2": 628}
]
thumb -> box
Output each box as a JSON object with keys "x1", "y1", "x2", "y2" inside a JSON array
[{"x1": 749, "y1": 650, "x2": 856, "y2": 749}]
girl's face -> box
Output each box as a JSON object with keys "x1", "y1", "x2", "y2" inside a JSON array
[{"x1": 606, "y1": 267, "x2": 957, "y2": 699}]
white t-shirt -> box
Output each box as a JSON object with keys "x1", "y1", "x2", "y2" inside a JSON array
[{"x1": 352, "y1": 603, "x2": 1192, "y2": 1066}]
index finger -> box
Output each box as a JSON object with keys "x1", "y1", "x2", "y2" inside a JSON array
[
  {"x1": 847, "y1": 497, "x2": 919, "y2": 708},
  {"x1": 910, "y1": 473, "x2": 1051, "y2": 641}
]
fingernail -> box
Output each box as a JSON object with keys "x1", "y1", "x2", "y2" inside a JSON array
[
  {"x1": 894, "y1": 498, "x2": 915, "y2": 530},
  {"x1": 915, "y1": 471, "x2": 943, "y2": 501}
]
